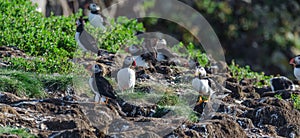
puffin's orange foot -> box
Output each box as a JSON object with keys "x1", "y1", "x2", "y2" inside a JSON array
[{"x1": 197, "y1": 96, "x2": 203, "y2": 105}]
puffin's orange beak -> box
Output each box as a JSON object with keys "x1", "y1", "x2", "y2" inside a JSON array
[{"x1": 289, "y1": 58, "x2": 295, "y2": 65}]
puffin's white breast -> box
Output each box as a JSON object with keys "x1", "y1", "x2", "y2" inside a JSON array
[
  {"x1": 117, "y1": 68, "x2": 136, "y2": 90},
  {"x1": 134, "y1": 56, "x2": 149, "y2": 68},
  {"x1": 88, "y1": 77, "x2": 97, "y2": 94},
  {"x1": 294, "y1": 68, "x2": 300, "y2": 80},
  {"x1": 156, "y1": 52, "x2": 165, "y2": 62},
  {"x1": 88, "y1": 13, "x2": 105, "y2": 29},
  {"x1": 192, "y1": 78, "x2": 211, "y2": 95}
]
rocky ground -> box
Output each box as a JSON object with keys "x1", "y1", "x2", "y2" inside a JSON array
[{"x1": 0, "y1": 46, "x2": 300, "y2": 137}]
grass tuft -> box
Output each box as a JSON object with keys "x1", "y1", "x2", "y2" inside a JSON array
[
  {"x1": 0, "y1": 127, "x2": 36, "y2": 138},
  {"x1": 291, "y1": 94, "x2": 300, "y2": 110}
]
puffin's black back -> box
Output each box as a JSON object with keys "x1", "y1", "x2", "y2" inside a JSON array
[
  {"x1": 157, "y1": 48, "x2": 175, "y2": 59},
  {"x1": 270, "y1": 77, "x2": 294, "y2": 91},
  {"x1": 79, "y1": 30, "x2": 99, "y2": 53},
  {"x1": 93, "y1": 73, "x2": 117, "y2": 99}
]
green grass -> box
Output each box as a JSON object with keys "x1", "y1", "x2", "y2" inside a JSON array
[
  {"x1": 0, "y1": 68, "x2": 90, "y2": 98},
  {"x1": 157, "y1": 93, "x2": 179, "y2": 106},
  {"x1": 274, "y1": 94, "x2": 283, "y2": 100},
  {"x1": 40, "y1": 74, "x2": 73, "y2": 93},
  {"x1": 0, "y1": 0, "x2": 145, "y2": 74},
  {"x1": 291, "y1": 94, "x2": 300, "y2": 110},
  {"x1": 0, "y1": 69, "x2": 45, "y2": 98},
  {"x1": 0, "y1": 127, "x2": 36, "y2": 138}
]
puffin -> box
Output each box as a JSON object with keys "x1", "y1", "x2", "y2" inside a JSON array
[
  {"x1": 117, "y1": 56, "x2": 136, "y2": 92},
  {"x1": 270, "y1": 76, "x2": 294, "y2": 92},
  {"x1": 289, "y1": 55, "x2": 300, "y2": 80},
  {"x1": 88, "y1": 63, "x2": 117, "y2": 104},
  {"x1": 155, "y1": 39, "x2": 176, "y2": 62},
  {"x1": 75, "y1": 17, "x2": 99, "y2": 56},
  {"x1": 192, "y1": 66, "x2": 213, "y2": 104},
  {"x1": 88, "y1": 3, "x2": 105, "y2": 29},
  {"x1": 125, "y1": 45, "x2": 157, "y2": 68}
]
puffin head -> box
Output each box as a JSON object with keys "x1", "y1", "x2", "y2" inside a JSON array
[
  {"x1": 124, "y1": 56, "x2": 136, "y2": 67},
  {"x1": 89, "y1": 3, "x2": 100, "y2": 12},
  {"x1": 290, "y1": 55, "x2": 300, "y2": 67},
  {"x1": 195, "y1": 66, "x2": 207, "y2": 78},
  {"x1": 76, "y1": 17, "x2": 85, "y2": 27},
  {"x1": 92, "y1": 64, "x2": 102, "y2": 73},
  {"x1": 156, "y1": 38, "x2": 167, "y2": 48}
]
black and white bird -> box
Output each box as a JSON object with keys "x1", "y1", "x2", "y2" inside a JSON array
[
  {"x1": 192, "y1": 66, "x2": 231, "y2": 104},
  {"x1": 155, "y1": 39, "x2": 176, "y2": 62},
  {"x1": 88, "y1": 3, "x2": 105, "y2": 29},
  {"x1": 88, "y1": 63, "x2": 117, "y2": 104},
  {"x1": 125, "y1": 45, "x2": 157, "y2": 68},
  {"x1": 117, "y1": 56, "x2": 136, "y2": 92},
  {"x1": 192, "y1": 66, "x2": 213, "y2": 104},
  {"x1": 289, "y1": 55, "x2": 300, "y2": 80},
  {"x1": 75, "y1": 17, "x2": 99, "y2": 56},
  {"x1": 270, "y1": 76, "x2": 294, "y2": 92}
]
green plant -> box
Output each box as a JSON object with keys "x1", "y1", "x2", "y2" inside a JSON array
[
  {"x1": 40, "y1": 74, "x2": 73, "y2": 93},
  {"x1": 85, "y1": 16, "x2": 145, "y2": 53},
  {"x1": 274, "y1": 94, "x2": 282, "y2": 100},
  {"x1": 157, "y1": 93, "x2": 179, "y2": 106},
  {"x1": 0, "y1": 0, "x2": 81, "y2": 74},
  {"x1": 0, "y1": 68, "x2": 90, "y2": 98},
  {"x1": 188, "y1": 111, "x2": 199, "y2": 123},
  {"x1": 0, "y1": 127, "x2": 36, "y2": 138},
  {"x1": 0, "y1": 69, "x2": 46, "y2": 98},
  {"x1": 229, "y1": 60, "x2": 273, "y2": 87},
  {"x1": 186, "y1": 43, "x2": 209, "y2": 67},
  {"x1": 291, "y1": 94, "x2": 300, "y2": 110},
  {"x1": 0, "y1": 0, "x2": 145, "y2": 74}
]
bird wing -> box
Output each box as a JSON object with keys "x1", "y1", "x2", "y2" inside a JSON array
[
  {"x1": 157, "y1": 48, "x2": 175, "y2": 59},
  {"x1": 95, "y1": 76, "x2": 117, "y2": 99},
  {"x1": 206, "y1": 78, "x2": 231, "y2": 98},
  {"x1": 79, "y1": 30, "x2": 99, "y2": 53}
]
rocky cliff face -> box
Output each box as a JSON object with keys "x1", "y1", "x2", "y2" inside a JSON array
[
  {"x1": 0, "y1": 80, "x2": 299, "y2": 137},
  {"x1": 1, "y1": 46, "x2": 300, "y2": 137}
]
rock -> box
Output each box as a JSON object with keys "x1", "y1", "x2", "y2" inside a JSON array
[
  {"x1": 0, "y1": 92, "x2": 22, "y2": 104},
  {"x1": 242, "y1": 98, "x2": 300, "y2": 137},
  {"x1": 170, "y1": 116, "x2": 247, "y2": 138},
  {"x1": 240, "y1": 78, "x2": 257, "y2": 86},
  {"x1": 225, "y1": 81, "x2": 244, "y2": 99},
  {"x1": 0, "y1": 93, "x2": 105, "y2": 137},
  {"x1": 138, "y1": 132, "x2": 161, "y2": 138},
  {"x1": 226, "y1": 77, "x2": 238, "y2": 83}
]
